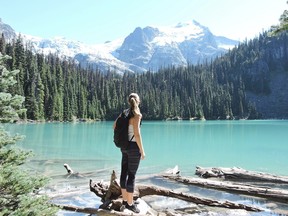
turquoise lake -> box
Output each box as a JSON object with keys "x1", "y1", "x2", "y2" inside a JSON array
[{"x1": 4, "y1": 120, "x2": 288, "y2": 215}]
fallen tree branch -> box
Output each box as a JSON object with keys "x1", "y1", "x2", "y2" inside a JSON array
[
  {"x1": 195, "y1": 166, "x2": 288, "y2": 184},
  {"x1": 163, "y1": 173, "x2": 288, "y2": 203}
]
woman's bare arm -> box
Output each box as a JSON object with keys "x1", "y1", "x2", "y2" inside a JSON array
[{"x1": 133, "y1": 114, "x2": 145, "y2": 160}]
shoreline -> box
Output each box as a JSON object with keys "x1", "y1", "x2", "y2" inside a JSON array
[
  {"x1": 11, "y1": 118, "x2": 288, "y2": 125},
  {"x1": 45, "y1": 170, "x2": 288, "y2": 216}
]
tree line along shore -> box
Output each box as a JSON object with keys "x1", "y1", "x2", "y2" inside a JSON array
[{"x1": 1, "y1": 30, "x2": 288, "y2": 122}]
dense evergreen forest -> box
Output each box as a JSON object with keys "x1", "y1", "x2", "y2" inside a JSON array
[{"x1": 0, "y1": 31, "x2": 287, "y2": 121}]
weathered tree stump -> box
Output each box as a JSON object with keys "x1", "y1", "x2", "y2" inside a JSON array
[
  {"x1": 195, "y1": 166, "x2": 288, "y2": 184},
  {"x1": 89, "y1": 170, "x2": 122, "y2": 210}
]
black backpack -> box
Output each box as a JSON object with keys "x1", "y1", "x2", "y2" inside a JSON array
[{"x1": 114, "y1": 109, "x2": 134, "y2": 149}]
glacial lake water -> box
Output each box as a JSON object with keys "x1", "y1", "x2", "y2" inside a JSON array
[{"x1": 4, "y1": 120, "x2": 288, "y2": 215}]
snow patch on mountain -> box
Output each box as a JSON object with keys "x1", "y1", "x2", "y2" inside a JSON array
[
  {"x1": 1, "y1": 19, "x2": 239, "y2": 74},
  {"x1": 22, "y1": 34, "x2": 122, "y2": 58},
  {"x1": 151, "y1": 21, "x2": 205, "y2": 45},
  {"x1": 21, "y1": 34, "x2": 133, "y2": 74},
  {"x1": 114, "y1": 20, "x2": 239, "y2": 72}
]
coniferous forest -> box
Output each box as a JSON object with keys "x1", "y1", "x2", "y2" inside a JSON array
[{"x1": 0, "y1": 31, "x2": 287, "y2": 121}]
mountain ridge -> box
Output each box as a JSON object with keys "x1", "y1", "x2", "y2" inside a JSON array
[{"x1": 0, "y1": 18, "x2": 239, "y2": 74}]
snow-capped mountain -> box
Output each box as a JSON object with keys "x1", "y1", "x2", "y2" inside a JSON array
[
  {"x1": 114, "y1": 20, "x2": 239, "y2": 72},
  {"x1": 0, "y1": 19, "x2": 239, "y2": 74},
  {"x1": 23, "y1": 35, "x2": 138, "y2": 73},
  {"x1": 0, "y1": 18, "x2": 16, "y2": 41}
]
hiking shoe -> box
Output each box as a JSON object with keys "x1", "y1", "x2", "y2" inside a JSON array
[
  {"x1": 123, "y1": 200, "x2": 139, "y2": 205},
  {"x1": 125, "y1": 203, "x2": 140, "y2": 213}
]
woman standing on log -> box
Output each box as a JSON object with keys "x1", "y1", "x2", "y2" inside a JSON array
[{"x1": 114, "y1": 93, "x2": 145, "y2": 213}]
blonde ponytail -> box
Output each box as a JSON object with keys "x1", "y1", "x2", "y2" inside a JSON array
[{"x1": 128, "y1": 93, "x2": 141, "y2": 116}]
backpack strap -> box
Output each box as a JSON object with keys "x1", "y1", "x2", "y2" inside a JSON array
[
  {"x1": 129, "y1": 135, "x2": 134, "y2": 142},
  {"x1": 122, "y1": 108, "x2": 128, "y2": 117}
]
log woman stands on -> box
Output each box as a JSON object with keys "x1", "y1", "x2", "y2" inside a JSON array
[{"x1": 113, "y1": 93, "x2": 145, "y2": 213}]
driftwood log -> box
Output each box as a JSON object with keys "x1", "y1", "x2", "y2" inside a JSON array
[
  {"x1": 163, "y1": 170, "x2": 288, "y2": 203},
  {"x1": 63, "y1": 163, "x2": 84, "y2": 178},
  {"x1": 195, "y1": 166, "x2": 288, "y2": 184},
  {"x1": 58, "y1": 205, "x2": 112, "y2": 215},
  {"x1": 88, "y1": 170, "x2": 261, "y2": 212},
  {"x1": 58, "y1": 204, "x2": 155, "y2": 216}
]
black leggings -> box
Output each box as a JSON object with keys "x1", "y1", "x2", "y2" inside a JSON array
[{"x1": 120, "y1": 141, "x2": 141, "y2": 193}]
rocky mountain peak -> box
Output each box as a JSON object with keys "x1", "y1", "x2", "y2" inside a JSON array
[
  {"x1": 0, "y1": 18, "x2": 239, "y2": 74},
  {"x1": 114, "y1": 20, "x2": 237, "y2": 71},
  {"x1": 0, "y1": 19, "x2": 16, "y2": 41}
]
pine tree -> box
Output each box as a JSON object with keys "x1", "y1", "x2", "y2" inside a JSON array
[
  {"x1": 271, "y1": 1, "x2": 288, "y2": 34},
  {"x1": 0, "y1": 33, "x2": 6, "y2": 54},
  {"x1": 0, "y1": 54, "x2": 58, "y2": 215},
  {"x1": 0, "y1": 55, "x2": 25, "y2": 122}
]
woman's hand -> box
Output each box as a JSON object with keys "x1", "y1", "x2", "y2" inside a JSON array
[{"x1": 140, "y1": 150, "x2": 145, "y2": 160}]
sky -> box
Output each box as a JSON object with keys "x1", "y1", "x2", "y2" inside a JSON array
[{"x1": 0, "y1": 0, "x2": 287, "y2": 44}]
